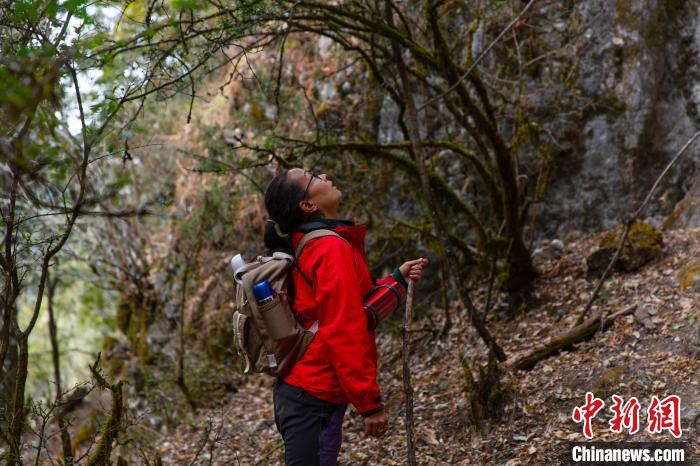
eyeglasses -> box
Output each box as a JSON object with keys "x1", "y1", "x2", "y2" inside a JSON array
[{"x1": 301, "y1": 171, "x2": 323, "y2": 199}]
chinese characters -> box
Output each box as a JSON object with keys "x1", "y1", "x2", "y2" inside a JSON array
[{"x1": 571, "y1": 392, "x2": 682, "y2": 439}]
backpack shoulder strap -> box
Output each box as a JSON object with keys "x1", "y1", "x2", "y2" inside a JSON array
[
  {"x1": 294, "y1": 229, "x2": 347, "y2": 257},
  {"x1": 293, "y1": 229, "x2": 349, "y2": 288},
  {"x1": 293, "y1": 229, "x2": 348, "y2": 335}
]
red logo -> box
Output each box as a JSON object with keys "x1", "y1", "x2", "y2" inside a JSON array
[
  {"x1": 572, "y1": 392, "x2": 606, "y2": 439},
  {"x1": 572, "y1": 393, "x2": 683, "y2": 439},
  {"x1": 647, "y1": 395, "x2": 682, "y2": 438},
  {"x1": 609, "y1": 395, "x2": 641, "y2": 434}
]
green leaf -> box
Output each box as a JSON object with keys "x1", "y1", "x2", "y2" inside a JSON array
[
  {"x1": 171, "y1": 0, "x2": 206, "y2": 10},
  {"x1": 14, "y1": 0, "x2": 41, "y2": 24},
  {"x1": 46, "y1": 0, "x2": 59, "y2": 19},
  {"x1": 79, "y1": 32, "x2": 107, "y2": 50},
  {"x1": 62, "y1": 0, "x2": 85, "y2": 14},
  {"x1": 263, "y1": 134, "x2": 276, "y2": 150}
]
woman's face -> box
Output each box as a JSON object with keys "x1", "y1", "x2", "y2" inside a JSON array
[{"x1": 288, "y1": 167, "x2": 342, "y2": 218}]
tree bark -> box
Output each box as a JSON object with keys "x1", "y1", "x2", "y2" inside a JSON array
[
  {"x1": 0, "y1": 313, "x2": 18, "y2": 430},
  {"x1": 86, "y1": 381, "x2": 124, "y2": 466},
  {"x1": 0, "y1": 174, "x2": 20, "y2": 417},
  {"x1": 7, "y1": 335, "x2": 29, "y2": 466},
  {"x1": 47, "y1": 273, "x2": 73, "y2": 465}
]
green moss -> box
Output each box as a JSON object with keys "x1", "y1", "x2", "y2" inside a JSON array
[
  {"x1": 102, "y1": 336, "x2": 125, "y2": 375},
  {"x1": 103, "y1": 336, "x2": 118, "y2": 352},
  {"x1": 563, "y1": 229, "x2": 583, "y2": 244},
  {"x1": 678, "y1": 261, "x2": 700, "y2": 289},
  {"x1": 72, "y1": 411, "x2": 99, "y2": 449},
  {"x1": 627, "y1": 221, "x2": 662, "y2": 249},
  {"x1": 134, "y1": 315, "x2": 154, "y2": 364},
  {"x1": 598, "y1": 220, "x2": 663, "y2": 271},
  {"x1": 200, "y1": 311, "x2": 236, "y2": 362},
  {"x1": 314, "y1": 100, "x2": 337, "y2": 119},
  {"x1": 249, "y1": 101, "x2": 264, "y2": 121},
  {"x1": 116, "y1": 295, "x2": 156, "y2": 366},
  {"x1": 109, "y1": 358, "x2": 124, "y2": 377},
  {"x1": 663, "y1": 206, "x2": 681, "y2": 230}
]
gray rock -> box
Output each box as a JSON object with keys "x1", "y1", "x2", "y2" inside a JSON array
[
  {"x1": 528, "y1": 1, "x2": 700, "y2": 238},
  {"x1": 633, "y1": 307, "x2": 656, "y2": 331},
  {"x1": 550, "y1": 239, "x2": 565, "y2": 251},
  {"x1": 370, "y1": 1, "x2": 700, "y2": 240}
]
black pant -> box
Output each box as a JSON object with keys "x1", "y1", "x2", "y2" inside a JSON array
[{"x1": 273, "y1": 380, "x2": 347, "y2": 466}]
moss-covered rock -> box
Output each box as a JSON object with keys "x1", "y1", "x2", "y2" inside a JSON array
[
  {"x1": 678, "y1": 261, "x2": 700, "y2": 291},
  {"x1": 586, "y1": 221, "x2": 663, "y2": 275}
]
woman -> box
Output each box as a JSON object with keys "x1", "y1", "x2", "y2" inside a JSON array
[{"x1": 264, "y1": 167, "x2": 427, "y2": 466}]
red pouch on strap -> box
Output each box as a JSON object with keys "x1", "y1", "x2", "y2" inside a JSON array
[{"x1": 363, "y1": 281, "x2": 406, "y2": 330}]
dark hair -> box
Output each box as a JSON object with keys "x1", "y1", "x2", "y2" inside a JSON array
[{"x1": 263, "y1": 169, "x2": 315, "y2": 253}]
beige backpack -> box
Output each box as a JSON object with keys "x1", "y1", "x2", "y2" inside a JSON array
[{"x1": 232, "y1": 229, "x2": 346, "y2": 377}]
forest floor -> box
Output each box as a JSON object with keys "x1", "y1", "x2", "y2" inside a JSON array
[{"x1": 80, "y1": 226, "x2": 699, "y2": 465}]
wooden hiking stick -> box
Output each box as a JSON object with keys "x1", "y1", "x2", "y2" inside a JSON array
[{"x1": 402, "y1": 278, "x2": 417, "y2": 466}]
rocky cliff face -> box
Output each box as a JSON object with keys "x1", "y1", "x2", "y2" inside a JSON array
[
  {"x1": 371, "y1": 1, "x2": 700, "y2": 240},
  {"x1": 527, "y1": 0, "x2": 700, "y2": 237}
]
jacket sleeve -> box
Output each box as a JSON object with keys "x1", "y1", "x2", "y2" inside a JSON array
[
  {"x1": 375, "y1": 268, "x2": 408, "y2": 289},
  {"x1": 306, "y1": 236, "x2": 383, "y2": 415}
]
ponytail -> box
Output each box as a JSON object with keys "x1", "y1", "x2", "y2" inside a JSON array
[
  {"x1": 263, "y1": 218, "x2": 293, "y2": 253},
  {"x1": 263, "y1": 169, "x2": 306, "y2": 253}
]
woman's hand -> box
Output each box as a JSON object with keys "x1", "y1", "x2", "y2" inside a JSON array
[
  {"x1": 364, "y1": 410, "x2": 389, "y2": 437},
  {"x1": 399, "y1": 258, "x2": 428, "y2": 283}
]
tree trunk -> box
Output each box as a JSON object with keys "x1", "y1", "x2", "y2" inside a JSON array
[
  {"x1": 505, "y1": 224, "x2": 538, "y2": 292},
  {"x1": 7, "y1": 335, "x2": 28, "y2": 466},
  {"x1": 0, "y1": 323, "x2": 17, "y2": 430},
  {"x1": 86, "y1": 381, "x2": 124, "y2": 466},
  {"x1": 47, "y1": 275, "x2": 73, "y2": 464}
]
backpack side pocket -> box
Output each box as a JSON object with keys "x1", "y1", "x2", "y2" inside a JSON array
[{"x1": 258, "y1": 294, "x2": 297, "y2": 341}]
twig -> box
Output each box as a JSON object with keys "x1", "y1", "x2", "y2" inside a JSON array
[
  {"x1": 188, "y1": 416, "x2": 212, "y2": 466},
  {"x1": 417, "y1": 0, "x2": 537, "y2": 112},
  {"x1": 402, "y1": 279, "x2": 417, "y2": 466},
  {"x1": 574, "y1": 129, "x2": 700, "y2": 326},
  {"x1": 273, "y1": 27, "x2": 290, "y2": 128}
]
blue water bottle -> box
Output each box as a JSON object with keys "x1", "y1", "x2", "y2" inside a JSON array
[{"x1": 252, "y1": 280, "x2": 275, "y2": 305}]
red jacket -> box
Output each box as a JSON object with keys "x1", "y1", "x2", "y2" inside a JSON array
[{"x1": 283, "y1": 221, "x2": 403, "y2": 415}]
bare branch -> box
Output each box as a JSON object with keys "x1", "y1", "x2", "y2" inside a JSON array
[{"x1": 417, "y1": 0, "x2": 537, "y2": 112}]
